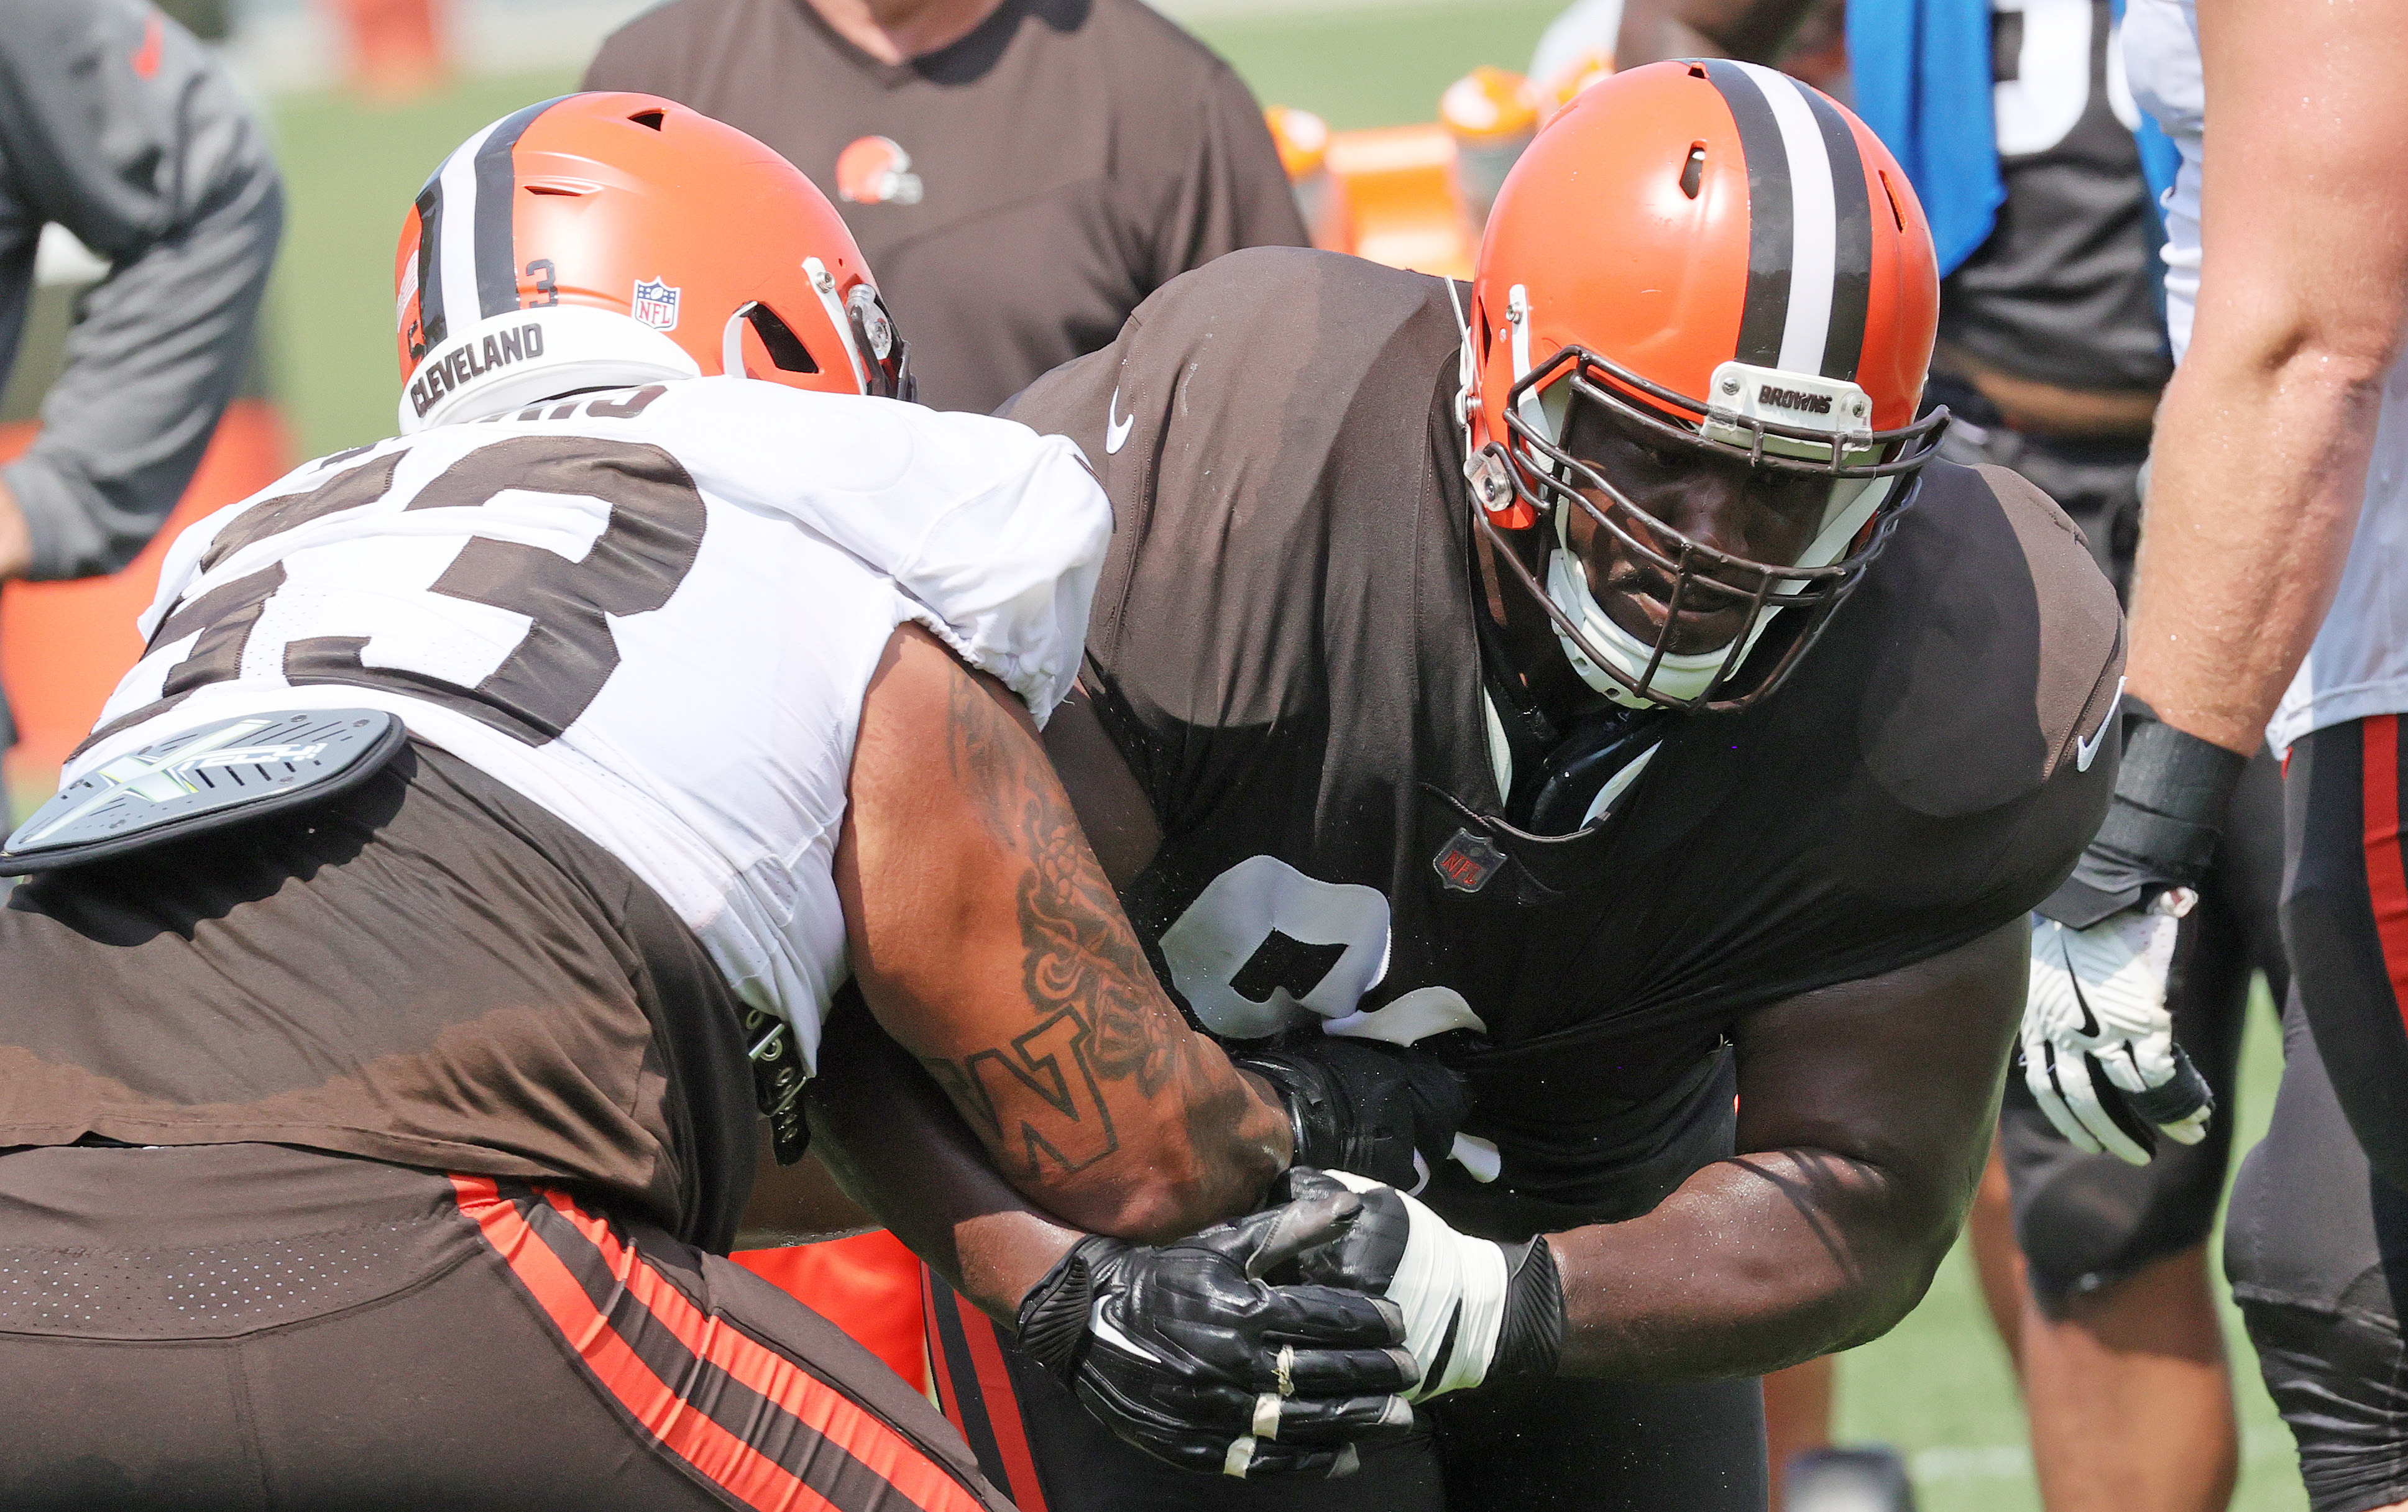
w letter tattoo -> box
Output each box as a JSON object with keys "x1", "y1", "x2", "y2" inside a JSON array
[{"x1": 921, "y1": 673, "x2": 1202, "y2": 1181}]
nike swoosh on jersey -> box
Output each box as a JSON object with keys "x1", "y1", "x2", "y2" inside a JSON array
[
  {"x1": 1105, "y1": 386, "x2": 1134, "y2": 455},
  {"x1": 2075, "y1": 677, "x2": 2125, "y2": 772}
]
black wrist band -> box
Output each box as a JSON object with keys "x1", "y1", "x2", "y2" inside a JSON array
[
  {"x1": 1016, "y1": 1236, "x2": 1112, "y2": 1382},
  {"x1": 1232, "y1": 1052, "x2": 1331, "y2": 1170},
  {"x1": 2039, "y1": 716, "x2": 2248, "y2": 928},
  {"x1": 1491, "y1": 1237, "x2": 1565, "y2": 1380}
]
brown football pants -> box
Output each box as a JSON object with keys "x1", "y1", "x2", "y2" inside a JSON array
[{"x1": 0, "y1": 1141, "x2": 1012, "y2": 1512}]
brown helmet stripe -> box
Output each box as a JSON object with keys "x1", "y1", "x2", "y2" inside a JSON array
[
  {"x1": 470, "y1": 97, "x2": 568, "y2": 321},
  {"x1": 1802, "y1": 87, "x2": 1874, "y2": 382},
  {"x1": 410, "y1": 178, "x2": 445, "y2": 356},
  {"x1": 1698, "y1": 59, "x2": 1795, "y2": 370}
]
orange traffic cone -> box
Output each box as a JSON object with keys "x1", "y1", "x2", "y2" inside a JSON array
[{"x1": 320, "y1": 0, "x2": 449, "y2": 102}]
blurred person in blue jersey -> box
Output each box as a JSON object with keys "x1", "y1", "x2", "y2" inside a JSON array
[{"x1": 0, "y1": 0, "x2": 282, "y2": 767}]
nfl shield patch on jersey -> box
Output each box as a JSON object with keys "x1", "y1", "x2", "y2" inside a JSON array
[{"x1": 1433, "y1": 828, "x2": 1505, "y2": 893}]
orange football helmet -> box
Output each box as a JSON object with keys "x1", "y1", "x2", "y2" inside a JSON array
[
  {"x1": 393, "y1": 93, "x2": 909, "y2": 433},
  {"x1": 1462, "y1": 60, "x2": 1945, "y2": 712}
]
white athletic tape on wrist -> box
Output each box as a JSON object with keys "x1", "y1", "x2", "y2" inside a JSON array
[{"x1": 1326, "y1": 1171, "x2": 1509, "y2": 1398}]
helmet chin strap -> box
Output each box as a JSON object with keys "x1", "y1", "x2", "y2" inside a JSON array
[
  {"x1": 1445, "y1": 273, "x2": 1479, "y2": 456},
  {"x1": 1543, "y1": 473, "x2": 1894, "y2": 707}
]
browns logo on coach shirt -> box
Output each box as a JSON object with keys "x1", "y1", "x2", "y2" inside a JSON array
[{"x1": 584, "y1": 0, "x2": 1308, "y2": 415}]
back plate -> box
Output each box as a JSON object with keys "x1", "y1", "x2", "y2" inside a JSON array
[{"x1": 1, "y1": 709, "x2": 409, "y2": 875}]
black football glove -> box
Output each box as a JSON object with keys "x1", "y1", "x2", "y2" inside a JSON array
[
  {"x1": 1014, "y1": 1178, "x2": 1422, "y2": 1478},
  {"x1": 1284, "y1": 1169, "x2": 1563, "y2": 1402},
  {"x1": 1233, "y1": 1037, "x2": 1471, "y2": 1193}
]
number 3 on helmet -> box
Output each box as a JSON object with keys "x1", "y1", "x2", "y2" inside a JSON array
[
  {"x1": 393, "y1": 93, "x2": 911, "y2": 434},
  {"x1": 1464, "y1": 60, "x2": 1946, "y2": 712}
]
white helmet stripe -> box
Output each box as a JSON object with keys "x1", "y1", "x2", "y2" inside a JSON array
[
  {"x1": 1696, "y1": 61, "x2": 1877, "y2": 383},
  {"x1": 1729, "y1": 62, "x2": 1839, "y2": 378},
  {"x1": 424, "y1": 118, "x2": 499, "y2": 352}
]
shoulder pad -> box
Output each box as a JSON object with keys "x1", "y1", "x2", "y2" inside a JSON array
[{"x1": 1851, "y1": 460, "x2": 2125, "y2": 817}]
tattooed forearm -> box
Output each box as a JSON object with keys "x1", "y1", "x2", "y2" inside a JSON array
[{"x1": 929, "y1": 668, "x2": 1252, "y2": 1191}]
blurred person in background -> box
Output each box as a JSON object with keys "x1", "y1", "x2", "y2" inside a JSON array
[
  {"x1": 1850, "y1": 2, "x2": 2286, "y2": 1511},
  {"x1": 2055, "y1": 1, "x2": 2408, "y2": 1508},
  {"x1": 1614, "y1": 0, "x2": 1848, "y2": 94},
  {"x1": 582, "y1": 0, "x2": 1307, "y2": 414},
  {"x1": 0, "y1": 0, "x2": 283, "y2": 795}
]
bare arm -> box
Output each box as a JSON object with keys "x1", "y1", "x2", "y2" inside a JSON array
[
  {"x1": 809, "y1": 915, "x2": 2021, "y2": 1361},
  {"x1": 835, "y1": 624, "x2": 1290, "y2": 1242},
  {"x1": 1549, "y1": 922, "x2": 2022, "y2": 1378},
  {"x1": 0, "y1": 480, "x2": 28, "y2": 581},
  {"x1": 2126, "y1": 0, "x2": 2408, "y2": 754},
  {"x1": 742, "y1": 680, "x2": 1172, "y2": 1245},
  {"x1": 804, "y1": 992, "x2": 1086, "y2": 1320}
]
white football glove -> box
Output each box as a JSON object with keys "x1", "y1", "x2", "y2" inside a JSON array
[
  {"x1": 1289, "y1": 1169, "x2": 1564, "y2": 1403},
  {"x1": 2023, "y1": 892, "x2": 2214, "y2": 1165}
]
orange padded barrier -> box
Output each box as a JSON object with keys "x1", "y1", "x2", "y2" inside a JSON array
[
  {"x1": 733, "y1": 1230, "x2": 931, "y2": 1393},
  {"x1": 0, "y1": 398, "x2": 289, "y2": 797}
]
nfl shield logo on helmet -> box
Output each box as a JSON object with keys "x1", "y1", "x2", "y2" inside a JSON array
[
  {"x1": 632, "y1": 278, "x2": 680, "y2": 331},
  {"x1": 1433, "y1": 828, "x2": 1506, "y2": 893}
]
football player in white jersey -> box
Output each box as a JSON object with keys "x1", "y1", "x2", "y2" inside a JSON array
[
  {"x1": 2038, "y1": 3, "x2": 2408, "y2": 1510},
  {"x1": 0, "y1": 94, "x2": 1428, "y2": 1510}
]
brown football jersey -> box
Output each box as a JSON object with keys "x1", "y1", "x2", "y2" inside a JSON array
[
  {"x1": 1005, "y1": 246, "x2": 2124, "y2": 1229},
  {"x1": 584, "y1": 0, "x2": 1307, "y2": 415}
]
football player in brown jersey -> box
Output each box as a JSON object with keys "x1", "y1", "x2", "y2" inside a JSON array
[{"x1": 783, "y1": 60, "x2": 2129, "y2": 1511}]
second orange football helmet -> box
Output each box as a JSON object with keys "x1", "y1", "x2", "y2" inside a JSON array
[{"x1": 393, "y1": 93, "x2": 909, "y2": 433}]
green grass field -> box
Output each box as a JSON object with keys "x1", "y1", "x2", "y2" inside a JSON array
[{"x1": 241, "y1": 15, "x2": 2309, "y2": 1507}]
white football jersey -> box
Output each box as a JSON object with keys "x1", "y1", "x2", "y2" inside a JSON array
[
  {"x1": 71, "y1": 377, "x2": 1111, "y2": 1070},
  {"x1": 2128, "y1": 0, "x2": 2408, "y2": 753}
]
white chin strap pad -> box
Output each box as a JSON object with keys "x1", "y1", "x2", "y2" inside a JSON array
[
  {"x1": 400, "y1": 305, "x2": 703, "y2": 433},
  {"x1": 1542, "y1": 473, "x2": 1893, "y2": 705}
]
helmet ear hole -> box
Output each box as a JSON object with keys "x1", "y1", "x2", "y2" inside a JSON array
[
  {"x1": 1877, "y1": 169, "x2": 1907, "y2": 232},
  {"x1": 745, "y1": 304, "x2": 821, "y2": 374}
]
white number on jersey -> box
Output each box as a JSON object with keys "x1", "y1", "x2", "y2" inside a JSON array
[
  {"x1": 1159, "y1": 854, "x2": 1485, "y2": 1045},
  {"x1": 92, "y1": 390, "x2": 704, "y2": 756}
]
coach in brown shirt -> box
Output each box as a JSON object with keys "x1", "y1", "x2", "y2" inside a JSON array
[{"x1": 585, "y1": 0, "x2": 1307, "y2": 413}]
